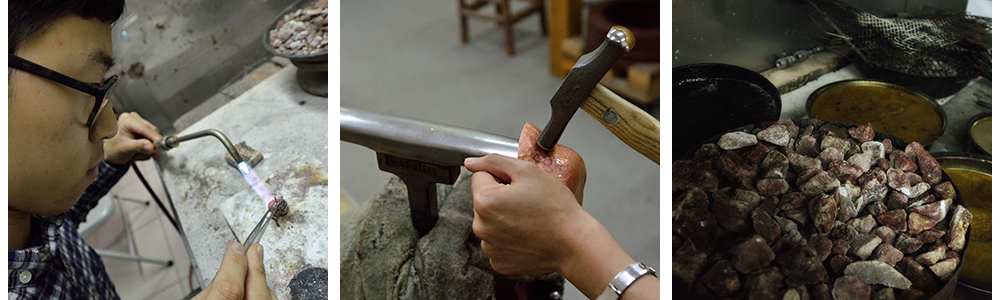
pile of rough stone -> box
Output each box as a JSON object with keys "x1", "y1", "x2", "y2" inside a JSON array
[
  {"x1": 269, "y1": 0, "x2": 328, "y2": 56},
  {"x1": 673, "y1": 120, "x2": 972, "y2": 300}
]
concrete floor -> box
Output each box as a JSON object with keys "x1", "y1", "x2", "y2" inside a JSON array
[{"x1": 339, "y1": 0, "x2": 660, "y2": 299}]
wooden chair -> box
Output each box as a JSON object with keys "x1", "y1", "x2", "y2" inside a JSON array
[{"x1": 458, "y1": 0, "x2": 547, "y2": 55}]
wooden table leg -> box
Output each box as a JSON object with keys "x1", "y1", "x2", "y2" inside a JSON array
[{"x1": 548, "y1": 0, "x2": 582, "y2": 78}]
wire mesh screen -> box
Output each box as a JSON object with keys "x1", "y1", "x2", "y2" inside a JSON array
[{"x1": 808, "y1": 0, "x2": 991, "y2": 78}]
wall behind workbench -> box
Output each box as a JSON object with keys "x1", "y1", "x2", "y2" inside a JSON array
[
  {"x1": 671, "y1": 0, "x2": 969, "y2": 72},
  {"x1": 108, "y1": 0, "x2": 298, "y2": 134}
]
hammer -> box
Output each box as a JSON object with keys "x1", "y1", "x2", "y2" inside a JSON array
[
  {"x1": 341, "y1": 26, "x2": 659, "y2": 236},
  {"x1": 538, "y1": 26, "x2": 660, "y2": 163}
]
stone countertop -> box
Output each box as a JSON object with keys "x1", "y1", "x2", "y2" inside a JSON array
[{"x1": 156, "y1": 65, "x2": 328, "y2": 288}]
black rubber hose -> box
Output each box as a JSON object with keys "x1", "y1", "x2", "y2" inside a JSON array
[{"x1": 130, "y1": 162, "x2": 179, "y2": 231}]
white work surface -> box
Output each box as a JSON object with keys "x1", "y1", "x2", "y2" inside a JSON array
[{"x1": 157, "y1": 65, "x2": 329, "y2": 291}]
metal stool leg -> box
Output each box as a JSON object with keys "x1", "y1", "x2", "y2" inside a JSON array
[
  {"x1": 93, "y1": 194, "x2": 173, "y2": 267},
  {"x1": 113, "y1": 195, "x2": 150, "y2": 206},
  {"x1": 94, "y1": 249, "x2": 173, "y2": 266}
]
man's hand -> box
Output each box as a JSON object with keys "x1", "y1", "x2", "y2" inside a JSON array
[
  {"x1": 103, "y1": 112, "x2": 162, "y2": 165},
  {"x1": 193, "y1": 241, "x2": 277, "y2": 300}
]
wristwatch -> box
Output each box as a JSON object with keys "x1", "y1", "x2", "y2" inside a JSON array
[{"x1": 596, "y1": 262, "x2": 657, "y2": 300}]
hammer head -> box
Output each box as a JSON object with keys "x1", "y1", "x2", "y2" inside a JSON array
[{"x1": 536, "y1": 26, "x2": 634, "y2": 151}]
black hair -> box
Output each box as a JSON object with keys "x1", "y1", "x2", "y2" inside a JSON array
[{"x1": 9, "y1": 0, "x2": 126, "y2": 54}]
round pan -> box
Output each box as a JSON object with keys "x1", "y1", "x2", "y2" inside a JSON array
[
  {"x1": 806, "y1": 80, "x2": 947, "y2": 146},
  {"x1": 932, "y1": 153, "x2": 991, "y2": 295},
  {"x1": 673, "y1": 63, "x2": 781, "y2": 160},
  {"x1": 966, "y1": 112, "x2": 991, "y2": 156},
  {"x1": 673, "y1": 119, "x2": 971, "y2": 300},
  {"x1": 262, "y1": 0, "x2": 329, "y2": 64}
]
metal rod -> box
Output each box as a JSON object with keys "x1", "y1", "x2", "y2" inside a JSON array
[
  {"x1": 155, "y1": 129, "x2": 244, "y2": 164},
  {"x1": 179, "y1": 129, "x2": 243, "y2": 163},
  {"x1": 340, "y1": 107, "x2": 519, "y2": 167},
  {"x1": 152, "y1": 162, "x2": 206, "y2": 287},
  {"x1": 93, "y1": 249, "x2": 173, "y2": 266},
  {"x1": 113, "y1": 195, "x2": 150, "y2": 205},
  {"x1": 129, "y1": 162, "x2": 178, "y2": 231},
  {"x1": 243, "y1": 209, "x2": 274, "y2": 249}
]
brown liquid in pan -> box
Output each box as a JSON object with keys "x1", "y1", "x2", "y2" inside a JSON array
[
  {"x1": 811, "y1": 85, "x2": 942, "y2": 144},
  {"x1": 943, "y1": 168, "x2": 992, "y2": 285}
]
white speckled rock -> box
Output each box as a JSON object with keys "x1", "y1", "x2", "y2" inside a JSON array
[
  {"x1": 928, "y1": 257, "x2": 960, "y2": 280},
  {"x1": 848, "y1": 152, "x2": 873, "y2": 173},
  {"x1": 718, "y1": 131, "x2": 758, "y2": 150},
  {"x1": 849, "y1": 234, "x2": 882, "y2": 260},
  {"x1": 757, "y1": 124, "x2": 791, "y2": 146},
  {"x1": 861, "y1": 141, "x2": 885, "y2": 161},
  {"x1": 946, "y1": 205, "x2": 972, "y2": 250},
  {"x1": 844, "y1": 260, "x2": 912, "y2": 289}
]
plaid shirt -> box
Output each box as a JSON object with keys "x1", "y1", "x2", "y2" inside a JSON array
[{"x1": 8, "y1": 162, "x2": 129, "y2": 300}]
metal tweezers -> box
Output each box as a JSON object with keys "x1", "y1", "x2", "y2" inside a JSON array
[{"x1": 242, "y1": 208, "x2": 274, "y2": 249}]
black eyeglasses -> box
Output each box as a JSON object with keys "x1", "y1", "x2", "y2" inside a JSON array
[{"x1": 8, "y1": 53, "x2": 118, "y2": 128}]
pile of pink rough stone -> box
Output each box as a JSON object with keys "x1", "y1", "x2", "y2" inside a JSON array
[
  {"x1": 269, "y1": 0, "x2": 328, "y2": 56},
  {"x1": 673, "y1": 120, "x2": 972, "y2": 300}
]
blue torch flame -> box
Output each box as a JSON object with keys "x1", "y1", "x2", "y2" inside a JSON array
[{"x1": 238, "y1": 161, "x2": 275, "y2": 207}]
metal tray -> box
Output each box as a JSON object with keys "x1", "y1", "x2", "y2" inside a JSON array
[
  {"x1": 933, "y1": 153, "x2": 992, "y2": 297},
  {"x1": 806, "y1": 80, "x2": 947, "y2": 146},
  {"x1": 262, "y1": 0, "x2": 328, "y2": 64},
  {"x1": 674, "y1": 119, "x2": 972, "y2": 300}
]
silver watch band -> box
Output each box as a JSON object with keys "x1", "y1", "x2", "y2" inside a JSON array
[{"x1": 596, "y1": 262, "x2": 657, "y2": 300}]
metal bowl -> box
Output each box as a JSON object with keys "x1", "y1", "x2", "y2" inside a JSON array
[
  {"x1": 673, "y1": 63, "x2": 781, "y2": 160},
  {"x1": 933, "y1": 153, "x2": 992, "y2": 296},
  {"x1": 262, "y1": 0, "x2": 328, "y2": 96},
  {"x1": 966, "y1": 113, "x2": 992, "y2": 156},
  {"x1": 674, "y1": 119, "x2": 972, "y2": 300},
  {"x1": 262, "y1": 0, "x2": 328, "y2": 63},
  {"x1": 806, "y1": 80, "x2": 947, "y2": 146}
]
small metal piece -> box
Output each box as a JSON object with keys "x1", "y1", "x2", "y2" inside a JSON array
[
  {"x1": 549, "y1": 291, "x2": 563, "y2": 299},
  {"x1": 270, "y1": 196, "x2": 289, "y2": 217},
  {"x1": 775, "y1": 56, "x2": 798, "y2": 69},
  {"x1": 537, "y1": 26, "x2": 633, "y2": 151},
  {"x1": 773, "y1": 41, "x2": 837, "y2": 69},
  {"x1": 153, "y1": 136, "x2": 178, "y2": 152},
  {"x1": 775, "y1": 48, "x2": 818, "y2": 69},
  {"x1": 607, "y1": 25, "x2": 635, "y2": 51},
  {"x1": 793, "y1": 49, "x2": 813, "y2": 59},
  {"x1": 976, "y1": 100, "x2": 991, "y2": 109},
  {"x1": 243, "y1": 208, "x2": 275, "y2": 249}
]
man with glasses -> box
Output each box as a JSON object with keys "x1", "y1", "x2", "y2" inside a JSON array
[{"x1": 9, "y1": 1, "x2": 275, "y2": 299}]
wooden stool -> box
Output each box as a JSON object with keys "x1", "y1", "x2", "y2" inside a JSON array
[{"x1": 458, "y1": 0, "x2": 547, "y2": 55}]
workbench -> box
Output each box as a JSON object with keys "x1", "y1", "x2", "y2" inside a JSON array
[{"x1": 157, "y1": 65, "x2": 328, "y2": 295}]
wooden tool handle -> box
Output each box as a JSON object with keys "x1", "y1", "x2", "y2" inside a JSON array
[{"x1": 580, "y1": 85, "x2": 660, "y2": 164}]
